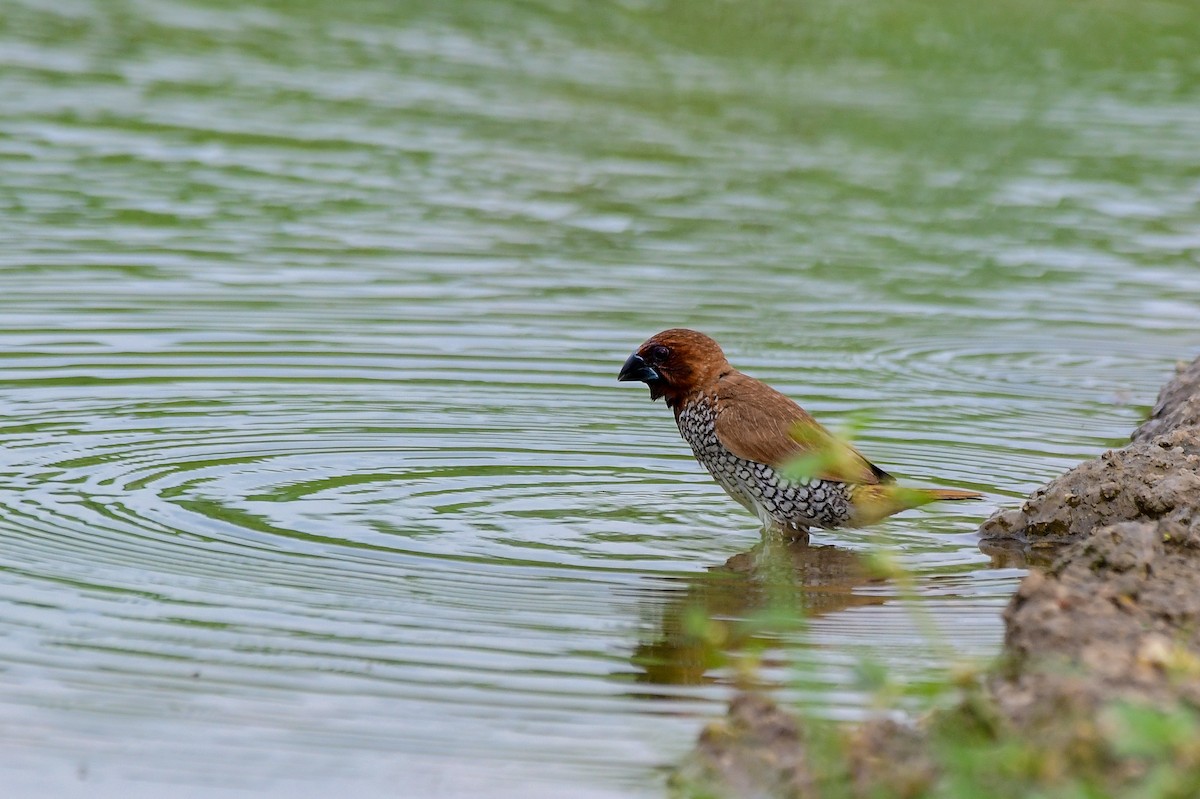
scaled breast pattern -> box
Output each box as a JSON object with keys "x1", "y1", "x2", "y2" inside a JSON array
[{"x1": 676, "y1": 397, "x2": 852, "y2": 531}]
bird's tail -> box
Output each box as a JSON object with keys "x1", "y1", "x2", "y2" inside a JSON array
[
  {"x1": 924, "y1": 488, "x2": 984, "y2": 501},
  {"x1": 849, "y1": 484, "x2": 983, "y2": 525}
]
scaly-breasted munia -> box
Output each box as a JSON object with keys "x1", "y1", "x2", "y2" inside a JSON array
[{"x1": 618, "y1": 329, "x2": 981, "y2": 535}]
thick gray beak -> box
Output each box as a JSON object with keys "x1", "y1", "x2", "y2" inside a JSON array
[{"x1": 618, "y1": 352, "x2": 659, "y2": 383}]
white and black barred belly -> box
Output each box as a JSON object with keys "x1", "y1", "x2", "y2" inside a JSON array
[{"x1": 675, "y1": 399, "x2": 854, "y2": 531}]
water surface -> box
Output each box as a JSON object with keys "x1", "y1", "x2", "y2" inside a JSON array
[{"x1": 1, "y1": 0, "x2": 1198, "y2": 796}]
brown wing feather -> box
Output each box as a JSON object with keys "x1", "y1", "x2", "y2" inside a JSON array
[{"x1": 712, "y1": 371, "x2": 888, "y2": 485}]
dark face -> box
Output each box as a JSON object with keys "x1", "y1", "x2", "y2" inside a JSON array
[
  {"x1": 617, "y1": 342, "x2": 674, "y2": 401},
  {"x1": 617, "y1": 329, "x2": 725, "y2": 404}
]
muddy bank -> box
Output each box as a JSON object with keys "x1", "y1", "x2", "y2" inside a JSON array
[
  {"x1": 675, "y1": 354, "x2": 1200, "y2": 798},
  {"x1": 979, "y1": 356, "x2": 1200, "y2": 554}
]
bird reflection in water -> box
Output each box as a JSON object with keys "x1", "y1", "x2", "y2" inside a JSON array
[{"x1": 628, "y1": 537, "x2": 886, "y2": 689}]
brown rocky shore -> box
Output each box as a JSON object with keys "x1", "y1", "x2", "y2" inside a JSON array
[{"x1": 675, "y1": 355, "x2": 1200, "y2": 798}]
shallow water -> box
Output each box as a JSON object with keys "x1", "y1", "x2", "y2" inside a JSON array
[{"x1": 1, "y1": 0, "x2": 1198, "y2": 796}]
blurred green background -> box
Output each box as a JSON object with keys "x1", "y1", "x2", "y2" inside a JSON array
[{"x1": 0, "y1": 1, "x2": 1196, "y2": 797}]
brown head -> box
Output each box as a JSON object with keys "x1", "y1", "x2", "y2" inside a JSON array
[{"x1": 617, "y1": 328, "x2": 731, "y2": 406}]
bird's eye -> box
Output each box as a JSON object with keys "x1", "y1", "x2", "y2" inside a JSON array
[{"x1": 649, "y1": 345, "x2": 671, "y2": 362}]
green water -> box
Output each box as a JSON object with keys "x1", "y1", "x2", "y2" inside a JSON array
[{"x1": 1, "y1": 0, "x2": 1198, "y2": 796}]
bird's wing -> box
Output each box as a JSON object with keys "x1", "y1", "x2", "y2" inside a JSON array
[{"x1": 712, "y1": 372, "x2": 888, "y2": 485}]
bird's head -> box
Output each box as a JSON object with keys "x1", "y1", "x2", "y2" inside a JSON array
[{"x1": 617, "y1": 328, "x2": 730, "y2": 405}]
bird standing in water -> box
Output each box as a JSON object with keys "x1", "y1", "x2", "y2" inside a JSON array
[{"x1": 618, "y1": 329, "x2": 981, "y2": 536}]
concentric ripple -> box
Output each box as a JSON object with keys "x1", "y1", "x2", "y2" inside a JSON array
[{"x1": 2, "y1": 0, "x2": 1199, "y2": 797}]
